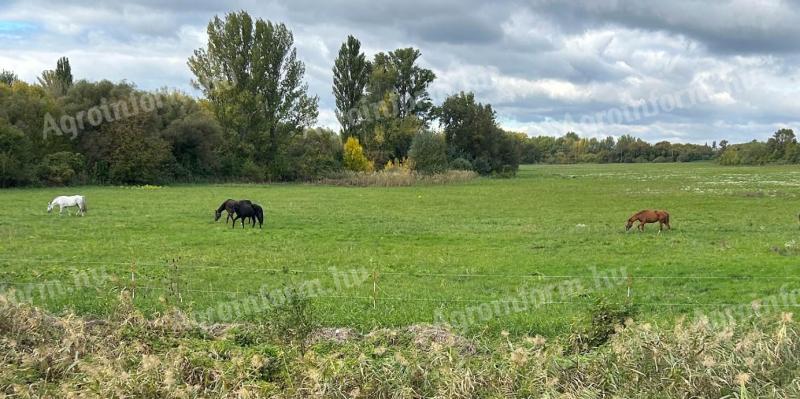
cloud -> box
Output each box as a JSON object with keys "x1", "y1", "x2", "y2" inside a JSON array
[{"x1": 1, "y1": 0, "x2": 798, "y2": 144}]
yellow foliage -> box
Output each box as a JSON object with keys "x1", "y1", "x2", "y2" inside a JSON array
[
  {"x1": 343, "y1": 137, "x2": 373, "y2": 172},
  {"x1": 384, "y1": 157, "x2": 412, "y2": 174}
]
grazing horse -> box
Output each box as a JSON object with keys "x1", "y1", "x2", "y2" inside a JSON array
[
  {"x1": 626, "y1": 210, "x2": 670, "y2": 232},
  {"x1": 214, "y1": 199, "x2": 238, "y2": 225},
  {"x1": 231, "y1": 200, "x2": 263, "y2": 229},
  {"x1": 48, "y1": 195, "x2": 87, "y2": 216}
]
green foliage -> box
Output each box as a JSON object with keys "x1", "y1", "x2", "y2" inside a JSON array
[
  {"x1": 0, "y1": 70, "x2": 18, "y2": 86},
  {"x1": 161, "y1": 112, "x2": 223, "y2": 180},
  {"x1": 37, "y1": 151, "x2": 85, "y2": 186},
  {"x1": 343, "y1": 136, "x2": 372, "y2": 172},
  {"x1": 0, "y1": 120, "x2": 34, "y2": 187},
  {"x1": 571, "y1": 298, "x2": 637, "y2": 353},
  {"x1": 352, "y1": 45, "x2": 435, "y2": 163},
  {"x1": 449, "y1": 157, "x2": 473, "y2": 171},
  {"x1": 408, "y1": 130, "x2": 448, "y2": 174},
  {"x1": 96, "y1": 116, "x2": 173, "y2": 184},
  {"x1": 333, "y1": 35, "x2": 370, "y2": 142},
  {"x1": 37, "y1": 57, "x2": 73, "y2": 97},
  {"x1": 517, "y1": 131, "x2": 716, "y2": 164},
  {"x1": 263, "y1": 286, "x2": 318, "y2": 354},
  {"x1": 285, "y1": 127, "x2": 343, "y2": 180},
  {"x1": 438, "y1": 91, "x2": 520, "y2": 175},
  {"x1": 718, "y1": 140, "x2": 771, "y2": 165},
  {"x1": 188, "y1": 11, "x2": 319, "y2": 172}
]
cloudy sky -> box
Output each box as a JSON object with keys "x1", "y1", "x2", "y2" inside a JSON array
[{"x1": 1, "y1": 0, "x2": 799, "y2": 143}]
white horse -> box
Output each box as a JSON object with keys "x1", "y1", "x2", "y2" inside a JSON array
[{"x1": 47, "y1": 195, "x2": 87, "y2": 216}]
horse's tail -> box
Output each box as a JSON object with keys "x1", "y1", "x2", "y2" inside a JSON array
[
  {"x1": 80, "y1": 197, "x2": 87, "y2": 213},
  {"x1": 256, "y1": 206, "x2": 264, "y2": 225}
]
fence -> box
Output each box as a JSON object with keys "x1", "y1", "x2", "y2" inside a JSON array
[{"x1": 2, "y1": 256, "x2": 800, "y2": 324}]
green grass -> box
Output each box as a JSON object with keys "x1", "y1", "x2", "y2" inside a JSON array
[{"x1": 1, "y1": 162, "x2": 800, "y2": 337}]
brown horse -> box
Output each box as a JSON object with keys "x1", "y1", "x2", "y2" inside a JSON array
[{"x1": 626, "y1": 210, "x2": 671, "y2": 232}]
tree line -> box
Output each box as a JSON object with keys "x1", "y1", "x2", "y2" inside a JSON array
[{"x1": 0, "y1": 11, "x2": 796, "y2": 187}]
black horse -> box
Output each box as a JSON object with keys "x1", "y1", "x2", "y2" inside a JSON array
[
  {"x1": 232, "y1": 200, "x2": 263, "y2": 229},
  {"x1": 214, "y1": 199, "x2": 237, "y2": 225}
]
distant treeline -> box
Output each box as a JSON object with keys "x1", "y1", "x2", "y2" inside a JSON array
[
  {"x1": 0, "y1": 11, "x2": 796, "y2": 187},
  {"x1": 513, "y1": 132, "x2": 716, "y2": 164},
  {"x1": 510, "y1": 129, "x2": 798, "y2": 165}
]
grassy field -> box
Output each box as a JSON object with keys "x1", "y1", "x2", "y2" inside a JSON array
[{"x1": 1, "y1": 162, "x2": 800, "y2": 337}]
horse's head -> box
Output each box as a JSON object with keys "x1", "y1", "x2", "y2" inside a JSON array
[
  {"x1": 214, "y1": 210, "x2": 222, "y2": 221},
  {"x1": 625, "y1": 219, "x2": 634, "y2": 231},
  {"x1": 47, "y1": 202, "x2": 53, "y2": 213}
]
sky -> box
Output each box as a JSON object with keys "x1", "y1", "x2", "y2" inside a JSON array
[{"x1": 1, "y1": 0, "x2": 799, "y2": 144}]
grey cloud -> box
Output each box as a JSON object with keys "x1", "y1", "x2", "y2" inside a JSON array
[{"x1": 1, "y1": 0, "x2": 799, "y2": 143}]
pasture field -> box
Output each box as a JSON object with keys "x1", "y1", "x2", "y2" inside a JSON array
[{"x1": 1, "y1": 162, "x2": 800, "y2": 337}]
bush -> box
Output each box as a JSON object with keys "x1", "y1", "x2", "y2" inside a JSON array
[
  {"x1": 408, "y1": 131, "x2": 448, "y2": 174},
  {"x1": 0, "y1": 121, "x2": 34, "y2": 187},
  {"x1": 473, "y1": 157, "x2": 492, "y2": 175},
  {"x1": 285, "y1": 128, "x2": 343, "y2": 180},
  {"x1": 449, "y1": 157, "x2": 473, "y2": 171},
  {"x1": 37, "y1": 151, "x2": 85, "y2": 186},
  {"x1": 343, "y1": 137, "x2": 373, "y2": 172}
]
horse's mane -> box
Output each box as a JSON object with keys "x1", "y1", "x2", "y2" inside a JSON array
[{"x1": 216, "y1": 199, "x2": 233, "y2": 213}]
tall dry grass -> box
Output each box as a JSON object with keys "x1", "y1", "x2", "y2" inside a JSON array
[
  {"x1": 2, "y1": 294, "x2": 799, "y2": 398},
  {"x1": 321, "y1": 169, "x2": 477, "y2": 187}
]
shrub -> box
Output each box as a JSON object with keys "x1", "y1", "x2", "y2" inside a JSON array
[
  {"x1": 473, "y1": 157, "x2": 492, "y2": 175},
  {"x1": 240, "y1": 159, "x2": 265, "y2": 182},
  {"x1": 449, "y1": 157, "x2": 473, "y2": 171},
  {"x1": 37, "y1": 151, "x2": 85, "y2": 185},
  {"x1": 285, "y1": 128, "x2": 343, "y2": 180},
  {"x1": 343, "y1": 137, "x2": 373, "y2": 172},
  {"x1": 408, "y1": 131, "x2": 448, "y2": 174},
  {"x1": 0, "y1": 121, "x2": 33, "y2": 187}
]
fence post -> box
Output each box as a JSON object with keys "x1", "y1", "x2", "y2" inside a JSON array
[
  {"x1": 626, "y1": 273, "x2": 633, "y2": 304},
  {"x1": 130, "y1": 259, "x2": 136, "y2": 300},
  {"x1": 372, "y1": 271, "x2": 379, "y2": 309}
]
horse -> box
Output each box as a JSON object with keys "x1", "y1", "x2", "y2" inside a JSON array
[
  {"x1": 47, "y1": 195, "x2": 87, "y2": 216},
  {"x1": 214, "y1": 199, "x2": 238, "y2": 225},
  {"x1": 215, "y1": 199, "x2": 257, "y2": 226},
  {"x1": 231, "y1": 201, "x2": 263, "y2": 229},
  {"x1": 626, "y1": 210, "x2": 670, "y2": 232}
]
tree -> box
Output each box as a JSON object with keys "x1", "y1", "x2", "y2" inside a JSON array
[
  {"x1": 438, "y1": 91, "x2": 496, "y2": 160},
  {"x1": 0, "y1": 120, "x2": 34, "y2": 187},
  {"x1": 437, "y1": 92, "x2": 519, "y2": 175},
  {"x1": 285, "y1": 127, "x2": 343, "y2": 180},
  {"x1": 37, "y1": 151, "x2": 84, "y2": 185},
  {"x1": 0, "y1": 70, "x2": 18, "y2": 86},
  {"x1": 333, "y1": 35, "x2": 370, "y2": 142},
  {"x1": 766, "y1": 128, "x2": 796, "y2": 161},
  {"x1": 37, "y1": 57, "x2": 73, "y2": 96},
  {"x1": 388, "y1": 48, "x2": 436, "y2": 121},
  {"x1": 188, "y1": 11, "x2": 319, "y2": 175},
  {"x1": 102, "y1": 116, "x2": 173, "y2": 184},
  {"x1": 55, "y1": 57, "x2": 73, "y2": 90},
  {"x1": 343, "y1": 137, "x2": 372, "y2": 172},
  {"x1": 409, "y1": 130, "x2": 447, "y2": 174}
]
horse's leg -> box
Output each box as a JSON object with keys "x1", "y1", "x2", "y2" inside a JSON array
[{"x1": 231, "y1": 216, "x2": 239, "y2": 228}]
